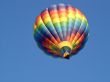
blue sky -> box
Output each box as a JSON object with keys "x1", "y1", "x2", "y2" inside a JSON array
[{"x1": 0, "y1": 0, "x2": 110, "y2": 82}]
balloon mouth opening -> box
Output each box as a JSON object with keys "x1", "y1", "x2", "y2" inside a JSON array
[{"x1": 58, "y1": 41, "x2": 72, "y2": 59}]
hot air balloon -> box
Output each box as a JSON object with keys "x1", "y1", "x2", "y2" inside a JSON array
[{"x1": 34, "y1": 4, "x2": 89, "y2": 59}]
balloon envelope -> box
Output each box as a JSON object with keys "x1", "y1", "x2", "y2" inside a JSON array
[{"x1": 34, "y1": 4, "x2": 89, "y2": 59}]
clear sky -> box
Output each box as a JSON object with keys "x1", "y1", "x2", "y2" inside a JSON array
[{"x1": 0, "y1": 0, "x2": 110, "y2": 82}]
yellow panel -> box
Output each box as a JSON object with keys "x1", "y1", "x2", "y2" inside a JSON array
[{"x1": 58, "y1": 41, "x2": 72, "y2": 49}]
